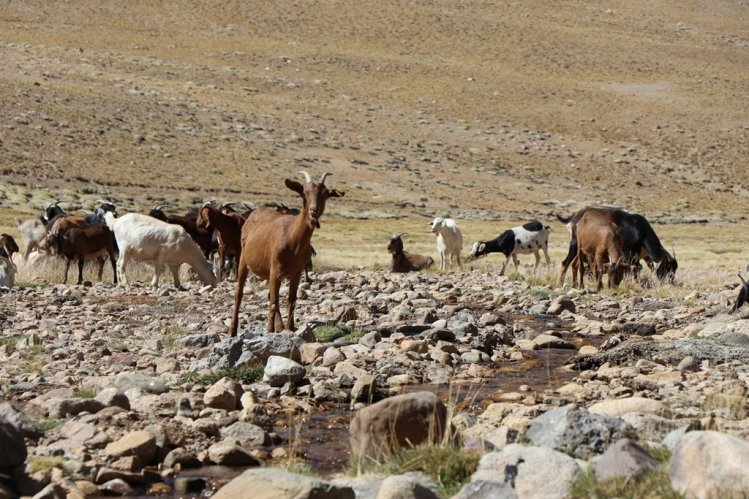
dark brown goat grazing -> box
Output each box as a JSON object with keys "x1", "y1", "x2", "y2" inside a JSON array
[
  {"x1": 229, "y1": 171, "x2": 344, "y2": 336},
  {"x1": 575, "y1": 212, "x2": 628, "y2": 291},
  {"x1": 387, "y1": 233, "x2": 434, "y2": 273},
  {"x1": 48, "y1": 224, "x2": 117, "y2": 285},
  {"x1": 197, "y1": 202, "x2": 246, "y2": 280},
  {"x1": 149, "y1": 206, "x2": 215, "y2": 260},
  {"x1": 0, "y1": 233, "x2": 20, "y2": 259}
]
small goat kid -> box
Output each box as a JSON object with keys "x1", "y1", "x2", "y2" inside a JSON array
[
  {"x1": 104, "y1": 212, "x2": 217, "y2": 289},
  {"x1": 575, "y1": 212, "x2": 629, "y2": 291},
  {"x1": 388, "y1": 233, "x2": 434, "y2": 273},
  {"x1": 229, "y1": 171, "x2": 344, "y2": 336},
  {"x1": 430, "y1": 217, "x2": 463, "y2": 271},
  {"x1": 197, "y1": 202, "x2": 245, "y2": 281},
  {"x1": 470, "y1": 221, "x2": 551, "y2": 276}
]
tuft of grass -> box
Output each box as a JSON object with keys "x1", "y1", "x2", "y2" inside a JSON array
[
  {"x1": 571, "y1": 465, "x2": 682, "y2": 499},
  {"x1": 39, "y1": 418, "x2": 63, "y2": 432},
  {"x1": 351, "y1": 444, "x2": 480, "y2": 498},
  {"x1": 0, "y1": 335, "x2": 23, "y2": 347},
  {"x1": 702, "y1": 386, "x2": 747, "y2": 420},
  {"x1": 343, "y1": 330, "x2": 366, "y2": 343},
  {"x1": 73, "y1": 388, "x2": 96, "y2": 399},
  {"x1": 182, "y1": 365, "x2": 264, "y2": 385},
  {"x1": 27, "y1": 456, "x2": 69, "y2": 475},
  {"x1": 313, "y1": 325, "x2": 349, "y2": 342}
]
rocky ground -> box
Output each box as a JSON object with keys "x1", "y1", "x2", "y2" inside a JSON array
[{"x1": 2, "y1": 266, "x2": 749, "y2": 497}]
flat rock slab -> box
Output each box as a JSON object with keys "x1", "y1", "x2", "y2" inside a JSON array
[{"x1": 212, "y1": 467, "x2": 354, "y2": 499}]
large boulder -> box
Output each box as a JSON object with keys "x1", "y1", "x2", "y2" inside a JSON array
[
  {"x1": 594, "y1": 438, "x2": 657, "y2": 482},
  {"x1": 525, "y1": 404, "x2": 635, "y2": 458},
  {"x1": 212, "y1": 467, "x2": 354, "y2": 499},
  {"x1": 669, "y1": 431, "x2": 749, "y2": 498},
  {"x1": 350, "y1": 391, "x2": 455, "y2": 460},
  {"x1": 0, "y1": 416, "x2": 26, "y2": 474}
]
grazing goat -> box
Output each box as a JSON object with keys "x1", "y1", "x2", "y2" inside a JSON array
[
  {"x1": 0, "y1": 255, "x2": 16, "y2": 288},
  {"x1": 48, "y1": 224, "x2": 117, "y2": 285},
  {"x1": 388, "y1": 233, "x2": 434, "y2": 273},
  {"x1": 197, "y1": 202, "x2": 246, "y2": 281},
  {"x1": 0, "y1": 234, "x2": 20, "y2": 260},
  {"x1": 556, "y1": 207, "x2": 677, "y2": 286},
  {"x1": 229, "y1": 171, "x2": 344, "y2": 335},
  {"x1": 575, "y1": 212, "x2": 629, "y2": 291},
  {"x1": 470, "y1": 221, "x2": 551, "y2": 275},
  {"x1": 731, "y1": 274, "x2": 749, "y2": 313},
  {"x1": 104, "y1": 212, "x2": 217, "y2": 289},
  {"x1": 16, "y1": 218, "x2": 48, "y2": 261},
  {"x1": 148, "y1": 205, "x2": 215, "y2": 260},
  {"x1": 430, "y1": 217, "x2": 462, "y2": 271}
]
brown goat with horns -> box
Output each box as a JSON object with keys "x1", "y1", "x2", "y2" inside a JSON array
[{"x1": 229, "y1": 171, "x2": 344, "y2": 335}]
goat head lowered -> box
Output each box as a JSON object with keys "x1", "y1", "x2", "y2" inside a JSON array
[{"x1": 229, "y1": 171, "x2": 344, "y2": 335}]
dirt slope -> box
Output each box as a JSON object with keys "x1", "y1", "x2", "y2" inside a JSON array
[{"x1": 0, "y1": 0, "x2": 747, "y2": 222}]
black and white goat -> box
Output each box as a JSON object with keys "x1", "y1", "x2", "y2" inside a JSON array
[{"x1": 470, "y1": 221, "x2": 551, "y2": 275}]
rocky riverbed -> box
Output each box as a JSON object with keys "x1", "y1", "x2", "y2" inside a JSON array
[{"x1": 2, "y1": 268, "x2": 749, "y2": 498}]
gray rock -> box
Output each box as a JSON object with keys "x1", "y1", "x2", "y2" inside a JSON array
[
  {"x1": 220, "y1": 421, "x2": 270, "y2": 446},
  {"x1": 115, "y1": 372, "x2": 169, "y2": 394},
  {"x1": 163, "y1": 448, "x2": 202, "y2": 469},
  {"x1": 359, "y1": 331, "x2": 381, "y2": 349},
  {"x1": 351, "y1": 374, "x2": 378, "y2": 404},
  {"x1": 375, "y1": 473, "x2": 439, "y2": 499},
  {"x1": 594, "y1": 438, "x2": 657, "y2": 482},
  {"x1": 176, "y1": 332, "x2": 221, "y2": 349},
  {"x1": 263, "y1": 355, "x2": 305, "y2": 387},
  {"x1": 472, "y1": 444, "x2": 580, "y2": 499},
  {"x1": 547, "y1": 296, "x2": 575, "y2": 315},
  {"x1": 212, "y1": 467, "x2": 354, "y2": 499},
  {"x1": 448, "y1": 310, "x2": 478, "y2": 337},
  {"x1": 451, "y1": 480, "x2": 517, "y2": 499},
  {"x1": 104, "y1": 430, "x2": 157, "y2": 464},
  {"x1": 0, "y1": 416, "x2": 26, "y2": 473},
  {"x1": 0, "y1": 401, "x2": 41, "y2": 438},
  {"x1": 204, "y1": 378, "x2": 243, "y2": 410},
  {"x1": 242, "y1": 330, "x2": 301, "y2": 364},
  {"x1": 208, "y1": 440, "x2": 261, "y2": 466},
  {"x1": 526, "y1": 404, "x2": 636, "y2": 458},
  {"x1": 669, "y1": 431, "x2": 749, "y2": 498},
  {"x1": 48, "y1": 397, "x2": 106, "y2": 418},
  {"x1": 95, "y1": 388, "x2": 130, "y2": 410}
]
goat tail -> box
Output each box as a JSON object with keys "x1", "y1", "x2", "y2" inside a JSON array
[{"x1": 556, "y1": 213, "x2": 573, "y2": 224}]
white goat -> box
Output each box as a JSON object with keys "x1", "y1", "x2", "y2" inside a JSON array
[
  {"x1": 103, "y1": 212, "x2": 217, "y2": 289},
  {"x1": 16, "y1": 218, "x2": 48, "y2": 261},
  {"x1": 0, "y1": 256, "x2": 16, "y2": 288},
  {"x1": 470, "y1": 221, "x2": 552, "y2": 275},
  {"x1": 430, "y1": 217, "x2": 463, "y2": 271}
]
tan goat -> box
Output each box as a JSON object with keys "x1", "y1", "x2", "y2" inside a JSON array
[
  {"x1": 575, "y1": 211, "x2": 629, "y2": 291},
  {"x1": 229, "y1": 171, "x2": 344, "y2": 335}
]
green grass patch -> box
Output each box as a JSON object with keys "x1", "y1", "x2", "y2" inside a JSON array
[
  {"x1": 571, "y1": 465, "x2": 682, "y2": 499},
  {"x1": 39, "y1": 418, "x2": 63, "y2": 432},
  {"x1": 0, "y1": 335, "x2": 22, "y2": 347},
  {"x1": 352, "y1": 444, "x2": 480, "y2": 498},
  {"x1": 73, "y1": 388, "x2": 96, "y2": 399},
  {"x1": 181, "y1": 364, "x2": 265, "y2": 385},
  {"x1": 313, "y1": 325, "x2": 349, "y2": 342}
]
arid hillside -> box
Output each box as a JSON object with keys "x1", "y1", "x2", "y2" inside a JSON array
[{"x1": 0, "y1": 0, "x2": 747, "y2": 223}]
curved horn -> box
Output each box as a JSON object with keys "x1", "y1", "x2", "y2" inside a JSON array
[
  {"x1": 299, "y1": 171, "x2": 312, "y2": 183},
  {"x1": 319, "y1": 172, "x2": 331, "y2": 185}
]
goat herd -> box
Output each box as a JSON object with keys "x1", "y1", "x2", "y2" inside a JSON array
[{"x1": 0, "y1": 170, "x2": 712, "y2": 338}]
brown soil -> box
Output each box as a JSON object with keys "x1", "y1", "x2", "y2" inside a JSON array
[{"x1": 0, "y1": 0, "x2": 747, "y2": 223}]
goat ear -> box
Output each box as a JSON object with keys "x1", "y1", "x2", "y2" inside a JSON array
[
  {"x1": 285, "y1": 179, "x2": 304, "y2": 196},
  {"x1": 327, "y1": 189, "x2": 345, "y2": 198}
]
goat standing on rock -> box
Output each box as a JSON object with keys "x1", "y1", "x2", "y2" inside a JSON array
[
  {"x1": 430, "y1": 217, "x2": 462, "y2": 271},
  {"x1": 229, "y1": 171, "x2": 344, "y2": 336}
]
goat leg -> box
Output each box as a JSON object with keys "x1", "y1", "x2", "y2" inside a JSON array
[
  {"x1": 286, "y1": 273, "x2": 302, "y2": 332},
  {"x1": 229, "y1": 260, "x2": 250, "y2": 337},
  {"x1": 78, "y1": 257, "x2": 85, "y2": 285}
]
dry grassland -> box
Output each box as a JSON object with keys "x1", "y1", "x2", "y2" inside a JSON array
[{"x1": 0, "y1": 0, "x2": 747, "y2": 279}]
